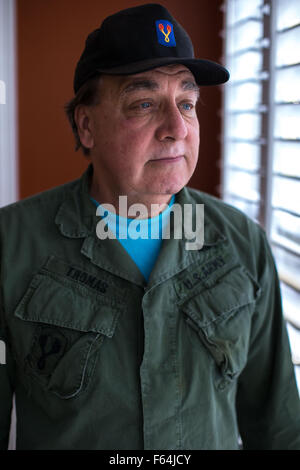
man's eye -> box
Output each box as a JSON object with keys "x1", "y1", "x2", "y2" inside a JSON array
[
  {"x1": 126, "y1": 100, "x2": 154, "y2": 116},
  {"x1": 181, "y1": 102, "x2": 193, "y2": 111},
  {"x1": 140, "y1": 102, "x2": 152, "y2": 109}
]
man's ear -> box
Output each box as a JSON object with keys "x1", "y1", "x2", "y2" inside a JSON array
[{"x1": 74, "y1": 105, "x2": 94, "y2": 150}]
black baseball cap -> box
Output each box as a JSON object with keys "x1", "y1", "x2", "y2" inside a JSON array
[{"x1": 74, "y1": 3, "x2": 229, "y2": 93}]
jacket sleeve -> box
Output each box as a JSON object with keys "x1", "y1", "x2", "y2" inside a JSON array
[
  {"x1": 236, "y1": 229, "x2": 300, "y2": 449},
  {"x1": 0, "y1": 273, "x2": 14, "y2": 449}
]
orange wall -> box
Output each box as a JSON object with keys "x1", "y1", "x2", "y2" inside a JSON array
[{"x1": 17, "y1": 0, "x2": 225, "y2": 199}]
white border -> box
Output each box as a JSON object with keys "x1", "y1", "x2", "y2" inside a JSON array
[{"x1": 0, "y1": 0, "x2": 18, "y2": 207}]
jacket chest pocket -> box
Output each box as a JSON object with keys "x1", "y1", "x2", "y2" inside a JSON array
[
  {"x1": 180, "y1": 266, "x2": 261, "y2": 390},
  {"x1": 14, "y1": 272, "x2": 123, "y2": 399}
]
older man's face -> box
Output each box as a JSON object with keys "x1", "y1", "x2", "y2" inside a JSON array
[{"x1": 88, "y1": 64, "x2": 200, "y2": 204}]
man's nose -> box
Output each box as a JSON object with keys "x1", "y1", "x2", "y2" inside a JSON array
[{"x1": 155, "y1": 102, "x2": 188, "y2": 141}]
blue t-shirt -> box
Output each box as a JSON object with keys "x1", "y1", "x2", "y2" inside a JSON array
[{"x1": 91, "y1": 195, "x2": 175, "y2": 281}]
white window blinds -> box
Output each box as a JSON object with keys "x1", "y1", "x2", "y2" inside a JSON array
[{"x1": 222, "y1": 0, "x2": 300, "y2": 388}]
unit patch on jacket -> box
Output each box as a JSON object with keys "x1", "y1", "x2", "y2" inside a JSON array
[{"x1": 26, "y1": 326, "x2": 68, "y2": 376}]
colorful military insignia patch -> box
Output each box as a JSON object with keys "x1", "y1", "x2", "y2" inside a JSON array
[{"x1": 155, "y1": 20, "x2": 176, "y2": 47}]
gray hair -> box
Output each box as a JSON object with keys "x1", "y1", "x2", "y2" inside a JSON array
[{"x1": 64, "y1": 76, "x2": 102, "y2": 156}]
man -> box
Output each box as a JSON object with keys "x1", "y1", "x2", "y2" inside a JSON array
[{"x1": 0, "y1": 4, "x2": 299, "y2": 450}]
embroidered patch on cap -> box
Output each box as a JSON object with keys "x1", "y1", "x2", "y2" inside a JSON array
[{"x1": 155, "y1": 20, "x2": 176, "y2": 47}]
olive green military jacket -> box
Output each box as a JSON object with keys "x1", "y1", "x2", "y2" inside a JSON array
[{"x1": 0, "y1": 165, "x2": 299, "y2": 450}]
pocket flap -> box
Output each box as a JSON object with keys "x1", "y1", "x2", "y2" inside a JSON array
[
  {"x1": 181, "y1": 266, "x2": 260, "y2": 328},
  {"x1": 182, "y1": 266, "x2": 260, "y2": 388},
  {"x1": 14, "y1": 274, "x2": 122, "y2": 337}
]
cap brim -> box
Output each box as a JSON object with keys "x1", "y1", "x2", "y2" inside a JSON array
[{"x1": 95, "y1": 57, "x2": 229, "y2": 86}]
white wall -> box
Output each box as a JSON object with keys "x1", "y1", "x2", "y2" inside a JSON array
[
  {"x1": 0, "y1": 0, "x2": 17, "y2": 450},
  {"x1": 0, "y1": 0, "x2": 18, "y2": 207}
]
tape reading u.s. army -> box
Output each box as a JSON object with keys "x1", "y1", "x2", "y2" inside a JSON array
[
  {"x1": 182, "y1": 255, "x2": 226, "y2": 290},
  {"x1": 174, "y1": 246, "x2": 236, "y2": 299}
]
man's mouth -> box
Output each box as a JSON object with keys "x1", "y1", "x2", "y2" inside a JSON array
[{"x1": 149, "y1": 155, "x2": 184, "y2": 163}]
